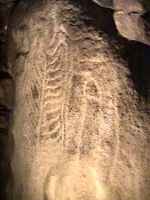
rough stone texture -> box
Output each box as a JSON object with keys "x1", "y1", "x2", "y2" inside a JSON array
[
  {"x1": 7, "y1": 0, "x2": 150, "y2": 200},
  {"x1": 93, "y1": 0, "x2": 150, "y2": 45},
  {"x1": 1, "y1": 0, "x2": 150, "y2": 44}
]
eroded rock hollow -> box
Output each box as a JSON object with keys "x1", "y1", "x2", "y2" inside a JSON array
[{"x1": 0, "y1": 0, "x2": 150, "y2": 200}]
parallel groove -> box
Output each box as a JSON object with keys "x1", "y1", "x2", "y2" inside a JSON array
[{"x1": 36, "y1": 22, "x2": 70, "y2": 144}]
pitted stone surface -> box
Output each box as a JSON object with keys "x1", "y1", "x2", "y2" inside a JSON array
[{"x1": 8, "y1": 1, "x2": 150, "y2": 200}]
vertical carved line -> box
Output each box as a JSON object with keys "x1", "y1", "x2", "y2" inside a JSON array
[{"x1": 35, "y1": 23, "x2": 71, "y2": 148}]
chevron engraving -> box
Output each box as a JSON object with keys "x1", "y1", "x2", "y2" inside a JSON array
[{"x1": 35, "y1": 24, "x2": 71, "y2": 145}]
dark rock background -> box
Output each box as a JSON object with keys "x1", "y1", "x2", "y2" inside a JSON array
[{"x1": 0, "y1": 2, "x2": 14, "y2": 199}]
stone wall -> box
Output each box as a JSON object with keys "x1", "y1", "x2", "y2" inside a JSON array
[{"x1": 0, "y1": 0, "x2": 149, "y2": 199}]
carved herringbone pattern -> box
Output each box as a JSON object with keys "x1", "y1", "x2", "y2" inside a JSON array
[
  {"x1": 14, "y1": 20, "x2": 72, "y2": 147},
  {"x1": 14, "y1": 15, "x2": 121, "y2": 173},
  {"x1": 36, "y1": 24, "x2": 70, "y2": 145},
  {"x1": 11, "y1": 3, "x2": 149, "y2": 200}
]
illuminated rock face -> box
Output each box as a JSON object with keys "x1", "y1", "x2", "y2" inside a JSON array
[
  {"x1": 8, "y1": 1, "x2": 150, "y2": 200},
  {"x1": 44, "y1": 157, "x2": 121, "y2": 200}
]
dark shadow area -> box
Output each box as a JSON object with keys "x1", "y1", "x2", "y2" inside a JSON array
[
  {"x1": 120, "y1": 41, "x2": 150, "y2": 102},
  {"x1": 70, "y1": 0, "x2": 118, "y2": 38},
  {"x1": 0, "y1": 3, "x2": 14, "y2": 200}
]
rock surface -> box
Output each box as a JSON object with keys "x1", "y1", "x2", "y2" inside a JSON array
[
  {"x1": 7, "y1": 0, "x2": 150, "y2": 200},
  {"x1": 93, "y1": 0, "x2": 150, "y2": 45},
  {"x1": 0, "y1": 2, "x2": 14, "y2": 200}
]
